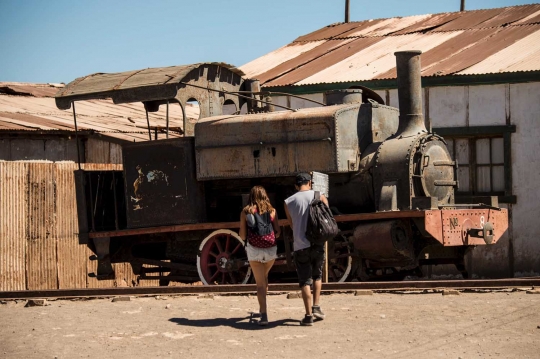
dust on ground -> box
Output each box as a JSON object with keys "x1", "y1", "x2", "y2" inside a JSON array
[{"x1": 1, "y1": 290, "x2": 539, "y2": 359}]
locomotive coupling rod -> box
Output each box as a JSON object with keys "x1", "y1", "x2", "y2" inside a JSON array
[{"x1": 179, "y1": 82, "x2": 298, "y2": 112}]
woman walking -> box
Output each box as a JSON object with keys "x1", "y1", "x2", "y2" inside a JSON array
[{"x1": 239, "y1": 186, "x2": 280, "y2": 326}]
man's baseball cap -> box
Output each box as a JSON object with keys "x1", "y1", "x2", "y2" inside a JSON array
[{"x1": 295, "y1": 172, "x2": 312, "y2": 185}]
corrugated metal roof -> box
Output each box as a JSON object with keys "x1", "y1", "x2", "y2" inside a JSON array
[
  {"x1": 239, "y1": 4, "x2": 540, "y2": 87},
  {"x1": 0, "y1": 83, "x2": 199, "y2": 142}
]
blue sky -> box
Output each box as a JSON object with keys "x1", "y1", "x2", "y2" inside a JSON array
[{"x1": 0, "y1": 0, "x2": 533, "y2": 83}]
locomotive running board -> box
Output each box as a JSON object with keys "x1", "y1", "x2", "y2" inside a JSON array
[{"x1": 88, "y1": 211, "x2": 426, "y2": 239}]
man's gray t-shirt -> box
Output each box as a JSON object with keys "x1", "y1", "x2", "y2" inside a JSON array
[{"x1": 285, "y1": 190, "x2": 315, "y2": 251}]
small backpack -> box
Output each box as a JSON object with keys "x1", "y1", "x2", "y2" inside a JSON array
[
  {"x1": 246, "y1": 211, "x2": 273, "y2": 236},
  {"x1": 305, "y1": 191, "x2": 339, "y2": 245}
]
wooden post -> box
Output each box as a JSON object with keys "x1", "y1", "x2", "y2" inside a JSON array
[{"x1": 324, "y1": 241, "x2": 329, "y2": 283}]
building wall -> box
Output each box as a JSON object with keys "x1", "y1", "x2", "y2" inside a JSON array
[
  {"x1": 0, "y1": 137, "x2": 128, "y2": 290},
  {"x1": 0, "y1": 161, "x2": 159, "y2": 290},
  {"x1": 0, "y1": 137, "x2": 123, "y2": 164},
  {"x1": 270, "y1": 81, "x2": 540, "y2": 277}
]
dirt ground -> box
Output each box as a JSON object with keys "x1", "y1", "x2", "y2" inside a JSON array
[{"x1": 0, "y1": 289, "x2": 539, "y2": 359}]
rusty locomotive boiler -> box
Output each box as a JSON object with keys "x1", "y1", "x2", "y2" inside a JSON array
[{"x1": 56, "y1": 51, "x2": 508, "y2": 285}]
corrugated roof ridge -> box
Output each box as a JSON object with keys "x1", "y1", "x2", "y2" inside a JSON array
[{"x1": 291, "y1": 3, "x2": 540, "y2": 42}]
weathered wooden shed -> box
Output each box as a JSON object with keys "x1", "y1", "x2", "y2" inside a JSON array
[{"x1": 239, "y1": 4, "x2": 540, "y2": 278}]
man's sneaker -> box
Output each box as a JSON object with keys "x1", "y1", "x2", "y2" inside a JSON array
[
  {"x1": 258, "y1": 313, "x2": 268, "y2": 326},
  {"x1": 300, "y1": 314, "x2": 314, "y2": 326},
  {"x1": 312, "y1": 305, "x2": 326, "y2": 320}
]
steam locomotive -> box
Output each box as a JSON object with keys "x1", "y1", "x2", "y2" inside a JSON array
[{"x1": 55, "y1": 51, "x2": 508, "y2": 285}]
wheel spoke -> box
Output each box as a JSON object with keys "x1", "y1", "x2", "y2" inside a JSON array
[
  {"x1": 221, "y1": 273, "x2": 226, "y2": 284},
  {"x1": 210, "y1": 270, "x2": 220, "y2": 283},
  {"x1": 214, "y1": 238, "x2": 224, "y2": 253},
  {"x1": 208, "y1": 263, "x2": 217, "y2": 267},
  {"x1": 209, "y1": 251, "x2": 218, "y2": 258},
  {"x1": 231, "y1": 242, "x2": 242, "y2": 255},
  {"x1": 225, "y1": 235, "x2": 231, "y2": 253}
]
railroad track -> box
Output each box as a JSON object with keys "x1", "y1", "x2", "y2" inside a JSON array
[{"x1": 1, "y1": 278, "x2": 539, "y2": 300}]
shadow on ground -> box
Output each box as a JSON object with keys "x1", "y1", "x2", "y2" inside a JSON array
[{"x1": 169, "y1": 313, "x2": 300, "y2": 330}]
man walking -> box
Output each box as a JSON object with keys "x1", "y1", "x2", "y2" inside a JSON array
[{"x1": 284, "y1": 172, "x2": 328, "y2": 326}]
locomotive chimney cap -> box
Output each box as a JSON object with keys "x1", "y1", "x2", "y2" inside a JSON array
[{"x1": 394, "y1": 50, "x2": 422, "y2": 55}]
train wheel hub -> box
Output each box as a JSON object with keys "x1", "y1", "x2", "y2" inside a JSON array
[{"x1": 217, "y1": 255, "x2": 229, "y2": 271}]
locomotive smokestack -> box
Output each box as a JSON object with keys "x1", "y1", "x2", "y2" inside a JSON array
[{"x1": 394, "y1": 50, "x2": 427, "y2": 136}]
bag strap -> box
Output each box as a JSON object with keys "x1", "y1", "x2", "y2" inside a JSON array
[{"x1": 314, "y1": 191, "x2": 320, "y2": 201}]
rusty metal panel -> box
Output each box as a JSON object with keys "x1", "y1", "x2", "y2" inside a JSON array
[
  {"x1": 0, "y1": 162, "x2": 27, "y2": 291},
  {"x1": 471, "y1": 4, "x2": 540, "y2": 28},
  {"x1": 122, "y1": 138, "x2": 205, "y2": 228},
  {"x1": 422, "y1": 25, "x2": 537, "y2": 76},
  {"x1": 293, "y1": 21, "x2": 383, "y2": 42},
  {"x1": 110, "y1": 143, "x2": 123, "y2": 164},
  {"x1": 297, "y1": 32, "x2": 461, "y2": 85},
  {"x1": 434, "y1": 8, "x2": 505, "y2": 31},
  {"x1": 252, "y1": 39, "x2": 356, "y2": 84},
  {"x1": 392, "y1": 12, "x2": 464, "y2": 35},
  {"x1": 264, "y1": 37, "x2": 384, "y2": 87},
  {"x1": 240, "y1": 42, "x2": 326, "y2": 79},
  {"x1": 514, "y1": 7, "x2": 540, "y2": 24},
  {"x1": 195, "y1": 104, "x2": 368, "y2": 179},
  {"x1": 0, "y1": 82, "x2": 62, "y2": 97},
  {"x1": 55, "y1": 162, "x2": 87, "y2": 289},
  {"x1": 425, "y1": 209, "x2": 508, "y2": 246},
  {"x1": 0, "y1": 93, "x2": 187, "y2": 142},
  {"x1": 340, "y1": 15, "x2": 431, "y2": 38},
  {"x1": 85, "y1": 137, "x2": 111, "y2": 163},
  {"x1": 377, "y1": 28, "x2": 498, "y2": 79},
  {"x1": 457, "y1": 26, "x2": 540, "y2": 75},
  {"x1": 25, "y1": 162, "x2": 58, "y2": 290}
]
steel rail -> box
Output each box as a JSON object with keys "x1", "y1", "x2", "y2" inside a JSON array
[{"x1": 1, "y1": 278, "x2": 539, "y2": 300}]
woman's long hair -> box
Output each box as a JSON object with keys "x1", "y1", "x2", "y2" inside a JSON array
[{"x1": 243, "y1": 186, "x2": 274, "y2": 215}]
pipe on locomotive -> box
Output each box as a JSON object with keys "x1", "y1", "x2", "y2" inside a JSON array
[{"x1": 394, "y1": 50, "x2": 428, "y2": 136}]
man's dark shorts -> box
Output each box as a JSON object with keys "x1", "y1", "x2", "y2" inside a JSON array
[{"x1": 293, "y1": 244, "x2": 325, "y2": 287}]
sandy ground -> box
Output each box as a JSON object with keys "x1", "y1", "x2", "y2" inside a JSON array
[{"x1": 0, "y1": 290, "x2": 539, "y2": 359}]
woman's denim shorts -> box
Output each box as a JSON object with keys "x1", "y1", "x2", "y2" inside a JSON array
[{"x1": 246, "y1": 243, "x2": 278, "y2": 263}]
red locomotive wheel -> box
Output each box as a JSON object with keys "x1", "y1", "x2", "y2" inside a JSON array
[{"x1": 196, "y1": 230, "x2": 252, "y2": 285}]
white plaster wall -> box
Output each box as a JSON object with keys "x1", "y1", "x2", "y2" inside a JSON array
[
  {"x1": 509, "y1": 82, "x2": 540, "y2": 275},
  {"x1": 469, "y1": 84, "x2": 507, "y2": 126},
  {"x1": 428, "y1": 86, "x2": 468, "y2": 127}
]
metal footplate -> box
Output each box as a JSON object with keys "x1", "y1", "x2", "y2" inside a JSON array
[{"x1": 424, "y1": 209, "x2": 508, "y2": 246}]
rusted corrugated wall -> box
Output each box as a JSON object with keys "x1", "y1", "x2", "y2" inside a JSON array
[
  {"x1": 26, "y1": 162, "x2": 58, "y2": 290},
  {"x1": 0, "y1": 161, "x2": 159, "y2": 290},
  {"x1": 0, "y1": 162, "x2": 27, "y2": 291},
  {"x1": 55, "y1": 162, "x2": 87, "y2": 289}
]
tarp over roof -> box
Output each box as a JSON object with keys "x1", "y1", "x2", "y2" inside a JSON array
[
  {"x1": 239, "y1": 4, "x2": 540, "y2": 87},
  {"x1": 1, "y1": 83, "x2": 198, "y2": 142},
  {"x1": 55, "y1": 62, "x2": 245, "y2": 110}
]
